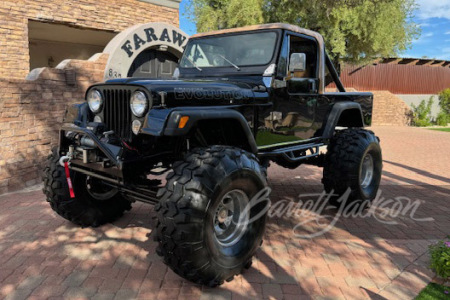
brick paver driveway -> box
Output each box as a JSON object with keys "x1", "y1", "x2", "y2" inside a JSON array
[{"x1": 1, "y1": 126, "x2": 449, "y2": 300}]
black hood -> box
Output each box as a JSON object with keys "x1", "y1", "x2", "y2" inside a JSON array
[{"x1": 102, "y1": 77, "x2": 269, "y2": 107}]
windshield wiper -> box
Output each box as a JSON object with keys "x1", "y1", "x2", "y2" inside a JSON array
[
  {"x1": 185, "y1": 56, "x2": 202, "y2": 71},
  {"x1": 218, "y1": 54, "x2": 241, "y2": 71}
]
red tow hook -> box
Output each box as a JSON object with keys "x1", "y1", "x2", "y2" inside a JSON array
[
  {"x1": 64, "y1": 161, "x2": 75, "y2": 198},
  {"x1": 60, "y1": 156, "x2": 75, "y2": 198}
]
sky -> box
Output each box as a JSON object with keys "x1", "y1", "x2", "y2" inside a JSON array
[
  {"x1": 179, "y1": 0, "x2": 450, "y2": 60},
  {"x1": 179, "y1": 0, "x2": 196, "y2": 35},
  {"x1": 403, "y1": 0, "x2": 450, "y2": 60}
]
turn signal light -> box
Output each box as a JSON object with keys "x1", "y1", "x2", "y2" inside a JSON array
[{"x1": 178, "y1": 116, "x2": 189, "y2": 129}]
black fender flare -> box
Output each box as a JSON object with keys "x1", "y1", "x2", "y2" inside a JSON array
[
  {"x1": 163, "y1": 109, "x2": 258, "y2": 153},
  {"x1": 322, "y1": 101, "x2": 364, "y2": 139}
]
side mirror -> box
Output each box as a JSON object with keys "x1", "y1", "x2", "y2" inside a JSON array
[{"x1": 289, "y1": 53, "x2": 306, "y2": 73}]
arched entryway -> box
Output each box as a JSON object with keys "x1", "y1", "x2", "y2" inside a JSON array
[
  {"x1": 102, "y1": 22, "x2": 188, "y2": 81},
  {"x1": 127, "y1": 48, "x2": 178, "y2": 79}
]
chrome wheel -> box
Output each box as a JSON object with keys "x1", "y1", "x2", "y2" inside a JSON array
[
  {"x1": 360, "y1": 153, "x2": 374, "y2": 188},
  {"x1": 213, "y1": 189, "x2": 249, "y2": 247}
]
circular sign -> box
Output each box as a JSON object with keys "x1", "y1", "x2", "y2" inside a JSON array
[{"x1": 103, "y1": 22, "x2": 189, "y2": 81}]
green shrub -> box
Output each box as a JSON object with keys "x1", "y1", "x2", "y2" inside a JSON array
[
  {"x1": 436, "y1": 112, "x2": 449, "y2": 126},
  {"x1": 411, "y1": 97, "x2": 434, "y2": 127},
  {"x1": 429, "y1": 240, "x2": 450, "y2": 279},
  {"x1": 437, "y1": 89, "x2": 450, "y2": 127},
  {"x1": 439, "y1": 88, "x2": 450, "y2": 116}
]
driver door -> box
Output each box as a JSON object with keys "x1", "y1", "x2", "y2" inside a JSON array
[
  {"x1": 282, "y1": 34, "x2": 319, "y2": 138},
  {"x1": 257, "y1": 33, "x2": 319, "y2": 148}
]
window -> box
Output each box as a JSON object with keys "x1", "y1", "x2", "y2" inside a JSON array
[
  {"x1": 180, "y1": 31, "x2": 278, "y2": 68},
  {"x1": 287, "y1": 35, "x2": 318, "y2": 78},
  {"x1": 28, "y1": 20, "x2": 116, "y2": 71}
]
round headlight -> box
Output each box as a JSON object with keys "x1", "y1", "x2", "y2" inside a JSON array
[
  {"x1": 130, "y1": 91, "x2": 148, "y2": 117},
  {"x1": 87, "y1": 89, "x2": 103, "y2": 113}
]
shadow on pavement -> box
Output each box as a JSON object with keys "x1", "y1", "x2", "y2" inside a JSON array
[
  {"x1": 383, "y1": 160, "x2": 450, "y2": 185},
  {"x1": 0, "y1": 163, "x2": 448, "y2": 299}
]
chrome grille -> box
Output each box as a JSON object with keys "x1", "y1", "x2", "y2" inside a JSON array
[{"x1": 102, "y1": 89, "x2": 132, "y2": 141}]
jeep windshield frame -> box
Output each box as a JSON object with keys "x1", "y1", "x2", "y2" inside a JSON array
[{"x1": 179, "y1": 30, "x2": 281, "y2": 77}]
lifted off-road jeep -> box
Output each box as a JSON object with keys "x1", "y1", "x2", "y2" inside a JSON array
[{"x1": 43, "y1": 23, "x2": 382, "y2": 286}]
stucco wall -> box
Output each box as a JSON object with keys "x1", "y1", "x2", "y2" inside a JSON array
[{"x1": 397, "y1": 94, "x2": 440, "y2": 118}]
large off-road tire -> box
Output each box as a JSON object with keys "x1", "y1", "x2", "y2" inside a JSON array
[
  {"x1": 154, "y1": 146, "x2": 269, "y2": 286},
  {"x1": 322, "y1": 129, "x2": 382, "y2": 207},
  {"x1": 42, "y1": 148, "x2": 131, "y2": 227}
]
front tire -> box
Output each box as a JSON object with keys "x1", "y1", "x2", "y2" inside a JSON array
[
  {"x1": 42, "y1": 148, "x2": 132, "y2": 227},
  {"x1": 322, "y1": 129, "x2": 382, "y2": 207},
  {"x1": 154, "y1": 146, "x2": 269, "y2": 286}
]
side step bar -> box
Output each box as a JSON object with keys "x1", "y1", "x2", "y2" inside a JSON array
[{"x1": 259, "y1": 142, "x2": 324, "y2": 163}]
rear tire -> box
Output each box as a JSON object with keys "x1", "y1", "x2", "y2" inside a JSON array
[
  {"x1": 322, "y1": 129, "x2": 382, "y2": 208},
  {"x1": 42, "y1": 148, "x2": 131, "y2": 227},
  {"x1": 154, "y1": 146, "x2": 269, "y2": 286}
]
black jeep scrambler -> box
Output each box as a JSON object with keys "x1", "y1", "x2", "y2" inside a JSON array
[{"x1": 43, "y1": 23, "x2": 382, "y2": 286}]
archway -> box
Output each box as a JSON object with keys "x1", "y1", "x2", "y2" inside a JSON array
[
  {"x1": 102, "y1": 22, "x2": 189, "y2": 80},
  {"x1": 127, "y1": 47, "x2": 179, "y2": 79}
]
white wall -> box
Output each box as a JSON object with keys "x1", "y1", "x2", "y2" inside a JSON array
[
  {"x1": 29, "y1": 39, "x2": 105, "y2": 70},
  {"x1": 28, "y1": 20, "x2": 117, "y2": 71},
  {"x1": 397, "y1": 94, "x2": 441, "y2": 118}
]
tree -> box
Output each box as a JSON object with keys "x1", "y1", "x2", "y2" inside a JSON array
[
  {"x1": 436, "y1": 88, "x2": 450, "y2": 126},
  {"x1": 411, "y1": 97, "x2": 434, "y2": 127},
  {"x1": 187, "y1": 0, "x2": 420, "y2": 64},
  {"x1": 438, "y1": 88, "x2": 450, "y2": 116},
  {"x1": 189, "y1": 0, "x2": 264, "y2": 32}
]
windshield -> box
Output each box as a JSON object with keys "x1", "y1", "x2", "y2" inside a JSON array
[{"x1": 180, "y1": 31, "x2": 278, "y2": 69}]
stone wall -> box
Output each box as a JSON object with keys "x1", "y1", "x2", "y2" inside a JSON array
[
  {"x1": 0, "y1": 74, "x2": 411, "y2": 194},
  {"x1": 0, "y1": 54, "x2": 109, "y2": 194},
  {"x1": 0, "y1": 0, "x2": 179, "y2": 79},
  {"x1": 372, "y1": 91, "x2": 412, "y2": 126},
  {"x1": 327, "y1": 88, "x2": 413, "y2": 126}
]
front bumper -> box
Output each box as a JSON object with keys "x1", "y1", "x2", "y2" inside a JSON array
[
  {"x1": 59, "y1": 124, "x2": 125, "y2": 182},
  {"x1": 58, "y1": 124, "x2": 163, "y2": 204},
  {"x1": 60, "y1": 124, "x2": 122, "y2": 167}
]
